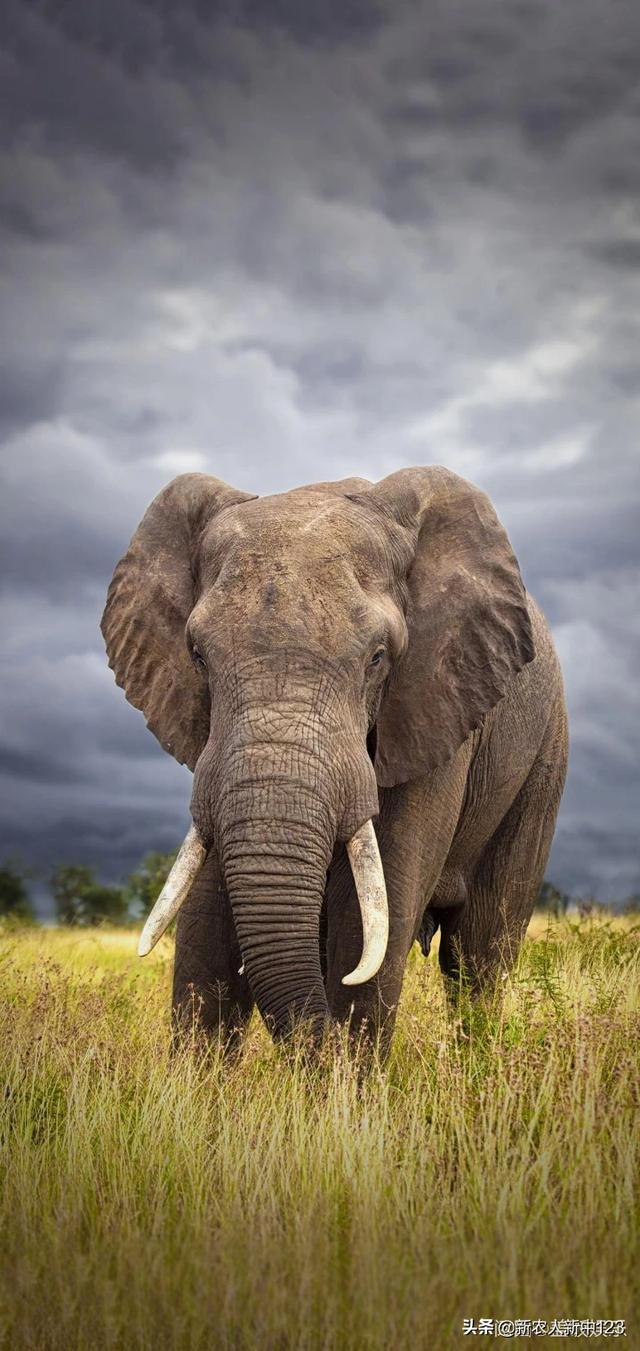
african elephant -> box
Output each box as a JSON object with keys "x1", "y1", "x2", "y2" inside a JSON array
[{"x1": 101, "y1": 466, "x2": 568, "y2": 1053}]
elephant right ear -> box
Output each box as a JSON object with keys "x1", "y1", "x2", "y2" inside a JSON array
[{"x1": 101, "y1": 473, "x2": 257, "y2": 770}]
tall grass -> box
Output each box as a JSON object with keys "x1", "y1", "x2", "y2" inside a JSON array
[{"x1": 1, "y1": 916, "x2": 638, "y2": 1349}]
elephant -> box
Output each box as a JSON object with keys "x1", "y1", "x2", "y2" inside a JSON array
[{"x1": 101, "y1": 466, "x2": 568, "y2": 1055}]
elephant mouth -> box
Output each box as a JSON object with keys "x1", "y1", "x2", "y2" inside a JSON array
[{"x1": 137, "y1": 817, "x2": 389, "y2": 988}]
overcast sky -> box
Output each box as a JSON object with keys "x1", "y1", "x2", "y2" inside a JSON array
[{"x1": 1, "y1": 0, "x2": 639, "y2": 911}]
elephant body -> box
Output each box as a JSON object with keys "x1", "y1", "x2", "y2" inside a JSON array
[{"x1": 102, "y1": 467, "x2": 568, "y2": 1053}]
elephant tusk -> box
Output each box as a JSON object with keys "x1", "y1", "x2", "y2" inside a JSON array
[
  {"x1": 137, "y1": 824, "x2": 207, "y2": 957},
  {"x1": 342, "y1": 819, "x2": 389, "y2": 986}
]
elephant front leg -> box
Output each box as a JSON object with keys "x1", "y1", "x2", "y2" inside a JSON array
[
  {"x1": 324, "y1": 858, "x2": 409, "y2": 1056},
  {"x1": 325, "y1": 765, "x2": 472, "y2": 1056},
  {"x1": 172, "y1": 847, "x2": 254, "y2": 1053}
]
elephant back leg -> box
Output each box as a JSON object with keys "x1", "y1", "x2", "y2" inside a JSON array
[
  {"x1": 172, "y1": 848, "x2": 254, "y2": 1052},
  {"x1": 439, "y1": 700, "x2": 568, "y2": 998}
]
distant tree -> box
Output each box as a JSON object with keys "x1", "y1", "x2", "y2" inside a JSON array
[
  {"x1": 621, "y1": 893, "x2": 640, "y2": 915},
  {"x1": 125, "y1": 850, "x2": 178, "y2": 918},
  {"x1": 51, "y1": 864, "x2": 128, "y2": 926},
  {"x1": 536, "y1": 880, "x2": 570, "y2": 917},
  {"x1": 0, "y1": 859, "x2": 34, "y2": 922}
]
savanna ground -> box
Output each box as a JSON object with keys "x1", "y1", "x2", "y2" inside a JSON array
[{"x1": 0, "y1": 914, "x2": 638, "y2": 1350}]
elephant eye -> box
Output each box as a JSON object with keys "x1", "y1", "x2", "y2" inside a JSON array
[
  {"x1": 192, "y1": 647, "x2": 207, "y2": 671},
  {"x1": 368, "y1": 647, "x2": 386, "y2": 668}
]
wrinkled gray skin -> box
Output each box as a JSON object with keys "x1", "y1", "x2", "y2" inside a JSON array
[{"x1": 101, "y1": 467, "x2": 568, "y2": 1053}]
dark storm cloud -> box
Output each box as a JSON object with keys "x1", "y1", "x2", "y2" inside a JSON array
[
  {"x1": 587, "y1": 240, "x2": 640, "y2": 270},
  {"x1": 1, "y1": 0, "x2": 639, "y2": 905},
  {"x1": 0, "y1": 360, "x2": 62, "y2": 438}
]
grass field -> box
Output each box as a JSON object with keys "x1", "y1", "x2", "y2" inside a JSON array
[{"x1": 1, "y1": 914, "x2": 638, "y2": 1349}]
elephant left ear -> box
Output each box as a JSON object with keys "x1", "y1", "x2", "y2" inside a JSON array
[{"x1": 348, "y1": 466, "x2": 535, "y2": 787}]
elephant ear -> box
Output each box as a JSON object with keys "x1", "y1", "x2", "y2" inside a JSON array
[
  {"x1": 348, "y1": 466, "x2": 535, "y2": 787},
  {"x1": 101, "y1": 473, "x2": 257, "y2": 770}
]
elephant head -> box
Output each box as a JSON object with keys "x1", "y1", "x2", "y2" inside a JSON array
[{"x1": 101, "y1": 467, "x2": 533, "y2": 1038}]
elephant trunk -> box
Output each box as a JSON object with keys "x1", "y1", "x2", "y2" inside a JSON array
[{"x1": 217, "y1": 780, "x2": 334, "y2": 1038}]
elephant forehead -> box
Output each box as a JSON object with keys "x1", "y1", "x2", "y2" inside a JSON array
[
  {"x1": 191, "y1": 500, "x2": 407, "y2": 659},
  {"x1": 199, "y1": 491, "x2": 396, "y2": 585},
  {"x1": 202, "y1": 557, "x2": 375, "y2": 644}
]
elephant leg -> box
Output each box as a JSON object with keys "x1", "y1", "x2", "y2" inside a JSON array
[
  {"x1": 172, "y1": 847, "x2": 254, "y2": 1053},
  {"x1": 324, "y1": 840, "x2": 393, "y2": 1052},
  {"x1": 325, "y1": 756, "x2": 473, "y2": 1056},
  {"x1": 439, "y1": 710, "x2": 568, "y2": 1002},
  {"x1": 324, "y1": 847, "x2": 412, "y2": 1057}
]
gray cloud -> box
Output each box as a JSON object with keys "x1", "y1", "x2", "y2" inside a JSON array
[
  {"x1": 1, "y1": 0, "x2": 639, "y2": 906},
  {"x1": 587, "y1": 240, "x2": 640, "y2": 270}
]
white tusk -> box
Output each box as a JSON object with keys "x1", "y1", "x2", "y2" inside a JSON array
[
  {"x1": 137, "y1": 824, "x2": 207, "y2": 957},
  {"x1": 342, "y1": 819, "x2": 389, "y2": 986}
]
